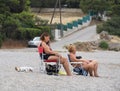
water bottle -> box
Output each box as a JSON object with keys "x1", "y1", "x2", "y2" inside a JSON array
[{"x1": 40, "y1": 62, "x2": 45, "y2": 73}]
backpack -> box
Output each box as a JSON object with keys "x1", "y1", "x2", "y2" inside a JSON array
[{"x1": 45, "y1": 64, "x2": 60, "y2": 75}]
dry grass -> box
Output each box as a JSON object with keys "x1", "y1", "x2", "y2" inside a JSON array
[
  {"x1": 1, "y1": 39, "x2": 27, "y2": 49},
  {"x1": 110, "y1": 36, "x2": 120, "y2": 43},
  {"x1": 34, "y1": 12, "x2": 84, "y2": 24}
]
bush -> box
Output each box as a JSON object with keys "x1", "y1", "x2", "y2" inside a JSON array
[
  {"x1": 99, "y1": 41, "x2": 109, "y2": 50},
  {"x1": 0, "y1": 33, "x2": 3, "y2": 48},
  {"x1": 97, "y1": 16, "x2": 120, "y2": 37},
  {"x1": 2, "y1": 16, "x2": 21, "y2": 38},
  {"x1": 2, "y1": 12, "x2": 50, "y2": 40},
  {"x1": 12, "y1": 12, "x2": 35, "y2": 28},
  {"x1": 19, "y1": 28, "x2": 41, "y2": 40},
  {"x1": 112, "y1": 5, "x2": 120, "y2": 16},
  {"x1": 18, "y1": 26, "x2": 51, "y2": 40}
]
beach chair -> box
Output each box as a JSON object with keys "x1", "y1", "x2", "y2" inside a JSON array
[
  {"x1": 68, "y1": 54, "x2": 88, "y2": 76},
  {"x1": 38, "y1": 46, "x2": 60, "y2": 75}
]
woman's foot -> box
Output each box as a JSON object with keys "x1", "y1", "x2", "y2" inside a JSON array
[{"x1": 94, "y1": 74, "x2": 99, "y2": 77}]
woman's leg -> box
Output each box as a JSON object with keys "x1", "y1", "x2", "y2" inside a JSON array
[
  {"x1": 82, "y1": 63, "x2": 94, "y2": 76},
  {"x1": 92, "y1": 60, "x2": 99, "y2": 77},
  {"x1": 48, "y1": 56, "x2": 72, "y2": 76},
  {"x1": 89, "y1": 60, "x2": 99, "y2": 77},
  {"x1": 60, "y1": 57, "x2": 72, "y2": 76}
]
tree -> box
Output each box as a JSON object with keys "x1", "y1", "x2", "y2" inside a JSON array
[
  {"x1": 30, "y1": 0, "x2": 80, "y2": 8},
  {"x1": 66, "y1": 0, "x2": 80, "y2": 8},
  {"x1": 0, "y1": 0, "x2": 51, "y2": 40},
  {"x1": 96, "y1": 0, "x2": 120, "y2": 37},
  {"x1": 80, "y1": 0, "x2": 110, "y2": 20},
  {"x1": 0, "y1": 0, "x2": 30, "y2": 13},
  {"x1": 8, "y1": 0, "x2": 30, "y2": 13}
]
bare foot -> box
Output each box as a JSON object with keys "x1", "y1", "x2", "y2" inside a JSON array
[{"x1": 95, "y1": 74, "x2": 99, "y2": 77}]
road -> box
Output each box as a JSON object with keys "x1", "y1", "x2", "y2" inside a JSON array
[{"x1": 51, "y1": 25, "x2": 98, "y2": 50}]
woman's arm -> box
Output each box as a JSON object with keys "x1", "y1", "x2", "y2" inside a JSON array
[
  {"x1": 42, "y1": 42, "x2": 59, "y2": 55},
  {"x1": 70, "y1": 54, "x2": 90, "y2": 64},
  {"x1": 70, "y1": 54, "x2": 84, "y2": 62}
]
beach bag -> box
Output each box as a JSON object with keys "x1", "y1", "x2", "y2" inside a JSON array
[
  {"x1": 45, "y1": 64, "x2": 59, "y2": 75},
  {"x1": 73, "y1": 67, "x2": 88, "y2": 76}
]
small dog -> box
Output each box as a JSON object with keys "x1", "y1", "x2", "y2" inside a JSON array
[{"x1": 15, "y1": 66, "x2": 33, "y2": 72}]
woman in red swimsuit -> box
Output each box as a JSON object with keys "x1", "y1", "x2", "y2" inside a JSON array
[{"x1": 39, "y1": 32, "x2": 72, "y2": 76}]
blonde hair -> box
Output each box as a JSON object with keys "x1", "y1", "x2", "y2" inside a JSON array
[{"x1": 68, "y1": 44, "x2": 75, "y2": 52}]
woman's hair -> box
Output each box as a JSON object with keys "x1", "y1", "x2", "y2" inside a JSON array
[
  {"x1": 68, "y1": 44, "x2": 75, "y2": 52},
  {"x1": 40, "y1": 32, "x2": 50, "y2": 41}
]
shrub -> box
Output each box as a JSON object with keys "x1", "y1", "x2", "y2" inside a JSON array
[
  {"x1": 97, "y1": 16, "x2": 120, "y2": 37},
  {"x1": 2, "y1": 15, "x2": 21, "y2": 39},
  {"x1": 12, "y1": 12, "x2": 35, "y2": 28},
  {"x1": 18, "y1": 26, "x2": 52, "y2": 40},
  {"x1": 0, "y1": 33, "x2": 3, "y2": 48},
  {"x1": 19, "y1": 28, "x2": 41, "y2": 40},
  {"x1": 99, "y1": 41, "x2": 109, "y2": 50}
]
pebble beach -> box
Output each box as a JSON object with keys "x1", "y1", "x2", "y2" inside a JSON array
[{"x1": 0, "y1": 48, "x2": 120, "y2": 91}]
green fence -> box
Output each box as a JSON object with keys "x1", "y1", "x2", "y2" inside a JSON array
[
  {"x1": 56, "y1": 14, "x2": 91, "y2": 32},
  {"x1": 72, "y1": 21, "x2": 78, "y2": 27},
  {"x1": 78, "y1": 19, "x2": 83, "y2": 25},
  {"x1": 67, "y1": 23, "x2": 73, "y2": 29},
  {"x1": 63, "y1": 25, "x2": 67, "y2": 31}
]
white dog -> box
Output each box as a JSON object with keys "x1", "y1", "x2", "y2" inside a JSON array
[{"x1": 15, "y1": 66, "x2": 33, "y2": 72}]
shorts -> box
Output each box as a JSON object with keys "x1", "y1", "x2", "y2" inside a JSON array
[{"x1": 43, "y1": 54, "x2": 55, "y2": 60}]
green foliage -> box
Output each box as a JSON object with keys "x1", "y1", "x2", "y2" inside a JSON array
[
  {"x1": 30, "y1": 0, "x2": 42, "y2": 7},
  {"x1": 12, "y1": 12, "x2": 35, "y2": 28},
  {"x1": 0, "y1": 0, "x2": 30, "y2": 13},
  {"x1": 99, "y1": 41, "x2": 109, "y2": 50},
  {"x1": 80, "y1": 0, "x2": 110, "y2": 20},
  {"x1": 30, "y1": 0, "x2": 80, "y2": 8},
  {"x1": 0, "y1": 0, "x2": 52, "y2": 41},
  {"x1": 34, "y1": 16, "x2": 49, "y2": 26},
  {"x1": 0, "y1": 1, "x2": 10, "y2": 14},
  {"x1": 18, "y1": 26, "x2": 51, "y2": 40},
  {"x1": 0, "y1": 38, "x2": 2, "y2": 48},
  {"x1": 112, "y1": 5, "x2": 120, "y2": 16},
  {"x1": 0, "y1": 33, "x2": 4, "y2": 48},
  {"x1": 97, "y1": 16, "x2": 120, "y2": 37},
  {"x1": 0, "y1": 14, "x2": 5, "y2": 25},
  {"x1": 96, "y1": 1, "x2": 120, "y2": 38},
  {"x1": 0, "y1": 33, "x2": 3, "y2": 48},
  {"x1": 2, "y1": 16, "x2": 21, "y2": 39},
  {"x1": 8, "y1": 0, "x2": 30, "y2": 13},
  {"x1": 106, "y1": 11, "x2": 113, "y2": 17},
  {"x1": 66, "y1": 0, "x2": 80, "y2": 8},
  {"x1": 19, "y1": 28, "x2": 41, "y2": 40}
]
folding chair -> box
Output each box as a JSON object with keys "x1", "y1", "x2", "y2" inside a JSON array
[
  {"x1": 68, "y1": 54, "x2": 88, "y2": 76},
  {"x1": 38, "y1": 46, "x2": 60, "y2": 75}
]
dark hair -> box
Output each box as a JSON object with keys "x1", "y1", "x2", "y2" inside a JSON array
[{"x1": 40, "y1": 32, "x2": 50, "y2": 41}]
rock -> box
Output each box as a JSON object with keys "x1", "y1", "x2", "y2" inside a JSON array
[
  {"x1": 109, "y1": 43, "x2": 120, "y2": 51},
  {"x1": 100, "y1": 31, "x2": 112, "y2": 41},
  {"x1": 73, "y1": 41, "x2": 98, "y2": 52}
]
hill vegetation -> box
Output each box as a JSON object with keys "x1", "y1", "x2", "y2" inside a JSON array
[{"x1": 0, "y1": 0, "x2": 120, "y2": 48}]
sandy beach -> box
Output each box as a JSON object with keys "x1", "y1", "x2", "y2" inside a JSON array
[{"x1": 0, "y1": 48, "x2": 120, "y2": 91}]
